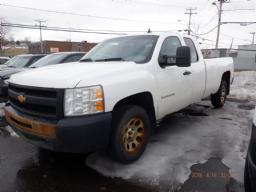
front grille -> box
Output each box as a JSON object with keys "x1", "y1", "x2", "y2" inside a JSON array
[{"x1": 8, "y1": 84, "x2": 64, "y2": 119}]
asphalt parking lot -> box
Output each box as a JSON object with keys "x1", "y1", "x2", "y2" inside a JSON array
[
  {"x1": 0, "y1": 99, "x2": 251, "y2": 192},
  {"x1": 0, "y1": 71, "x2": 255, "y2": 192}
]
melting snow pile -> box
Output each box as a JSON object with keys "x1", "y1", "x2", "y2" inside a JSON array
[{"x1": 230, "y1": 71, "x2": 256, "y2": 101}]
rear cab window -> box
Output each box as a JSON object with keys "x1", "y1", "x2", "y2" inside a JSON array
[{"x1": 184, "y1": 37, "x2": 199, "y2": 63}]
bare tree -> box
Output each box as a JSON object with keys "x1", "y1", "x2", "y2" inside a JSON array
[{"x1": 24, "y1": 37, "x2": 31, "y2": 47}]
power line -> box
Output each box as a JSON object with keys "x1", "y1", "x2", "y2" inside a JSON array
[
  {"x1": 223, "y1": 8, "x2": 256, "y2": 11},
  {"x1": 0, "y1": 23, "x2": 128, "y2": 35},
  {"x1": 197, "y1": 25, "x2": 219, "y2": 36},
  {"x1": 0, "y1": 2, "x2": 177, "y2": 25},
  {"x1": 0, "y1": 22, "x2": 177, "y2": 35},
  {"x1": 201, "y1": 11, "x2": 218, "y2": 28}
]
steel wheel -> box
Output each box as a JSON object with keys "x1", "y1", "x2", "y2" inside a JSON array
[
  {"x1": 122, "y1": 117, "x2": 145, "y2": 155},
  {"x1": 220, "y1": 83, "x2": 227, "y2": 104},
  {"x1": 110, "y1": 105, "x2": 150, "y2": 164},
  {"x1": 211, "y1": 80, "x2": 228, "y2": 108}
]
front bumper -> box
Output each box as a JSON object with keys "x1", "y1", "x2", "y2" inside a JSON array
[{"x1": 4, "y1": 106, "x2": 112, "y2": 153}]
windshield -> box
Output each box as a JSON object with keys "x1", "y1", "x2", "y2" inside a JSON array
[
  {"x1": 30, "y1": 54, "x2": 68, "y2": 68},
  {"x1": 6, "y1": 56, "x2": 32, "y2": 68},
  {"x1": 81, "y1": 35, "x2": 159, "y2": 64}
]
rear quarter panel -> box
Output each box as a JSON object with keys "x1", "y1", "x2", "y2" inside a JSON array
[{"x1": 203, "y1": 57, "x2": 234, "y2": 97}]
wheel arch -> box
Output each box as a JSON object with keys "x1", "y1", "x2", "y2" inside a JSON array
[
  {"x1": 222, "y1": 71, "x2": 231, "y2": 95},
  {"x1": 112, "y1": 92, "x2": 157, "y2": 134}
]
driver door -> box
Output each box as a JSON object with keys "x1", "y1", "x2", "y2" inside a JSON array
[{"x1": 156, "y1": 36, "x2": 192, "y2": 118}]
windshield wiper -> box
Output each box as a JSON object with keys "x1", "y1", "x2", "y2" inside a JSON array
[
  {"x1": 80, "y1": 58, "x2": 93, "y2": 62},
  {"x1": 7, "y1": 66, "x2": 16, "y2": 68},
  {"x1": 95, "y1": 58, "x2": 126, "y2": 62}
]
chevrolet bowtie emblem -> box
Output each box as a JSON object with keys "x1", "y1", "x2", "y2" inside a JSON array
[{"x1": 18, "y1": 94, "x2": 26, "y2": 103}]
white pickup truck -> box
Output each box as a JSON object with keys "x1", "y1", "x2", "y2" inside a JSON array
[{"x1": 5, "y1": 33, "x2": 234, "y2": 163}]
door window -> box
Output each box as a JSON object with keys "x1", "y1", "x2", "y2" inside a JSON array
[{"x1": 159, "y1": 36, "x2": 182, "y2": 65}]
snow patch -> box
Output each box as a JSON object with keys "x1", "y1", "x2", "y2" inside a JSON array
[
  {"x1": 5, "y1": 126, "x2": 20, "y2": 138},
  {"x1": 230, "y1": 71, "x2": 256, "y2": 101},
  {"x1": 87, "y1": 102, "x2": 251, "y2": 186}
]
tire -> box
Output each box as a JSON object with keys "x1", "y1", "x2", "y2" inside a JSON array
[
  {"x1": 244, "y1": 160, "x2": 251, "y2": 192},
  {"x1": 211, "y1": 80, "x2": 228, "y2": 108},
  {"x1": 110, "y1": 105, "x2": 151, "y2": 164}
]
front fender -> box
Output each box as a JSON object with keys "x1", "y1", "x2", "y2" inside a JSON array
[{"x1": 102, "y1": 70, "x2": 158, "y2": 113}]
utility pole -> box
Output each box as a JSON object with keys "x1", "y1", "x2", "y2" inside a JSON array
[
  {"x1": 35, "y1": 20, "x2": 46, "y2": 53},
  {"x1": 250, "y1": 32, "x2": 255, "y2": 44},
  {"x1": 185, "y1": 8, "x2": 197, "y2": 35},
  {"x1": 213, "y1": 0, "x2": 229, "y2": 49}
]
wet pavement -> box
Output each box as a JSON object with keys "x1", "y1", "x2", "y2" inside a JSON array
[
  {"x1": 0, "y1": 100, "x2": 251, "y2": 192},
  {"x1": 0, "y1": 129, "x2": 157, "y2": 192}
]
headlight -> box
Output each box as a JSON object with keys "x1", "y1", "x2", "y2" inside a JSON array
[{"x1": 64, "y1": 85, "x2": 104, "y2": 116}]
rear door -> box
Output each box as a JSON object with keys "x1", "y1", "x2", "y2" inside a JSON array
[
  {"x1": 156, "y1": 36, "x2": 192, "y2": 118},
  {"x1": 184, "y1": 37, "x2": 206, "y2": 102}
]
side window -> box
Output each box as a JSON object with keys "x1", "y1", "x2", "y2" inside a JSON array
[
  {"x1": 31, "y1": 56, "x2": 44, "y2": 64},
  {"x1": 184, "y1": 37, "x2": 199, "y2": 63},
  {"x1": 64, "y1": 54, "x2": 84, "y2": 63},
  {"x1": 26, "y1": 56, "x2": 43, "y2": 67},
  {"x1": 159, "y1": 36, "x2": 182, "y2": 59}
]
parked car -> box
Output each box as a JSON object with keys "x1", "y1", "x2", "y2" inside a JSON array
[
  {"x1": 0, "y1": 52, "x2": 85, "y2": 101},
  {"x1": 29, "y1": 52, "x2": 86, "y2": 68},
  {"x1": 0, "y1": 54, "x2": 46, "y2": 102},
  {"x1": 4, "y1": 33, "x2": 234, "y2": 163},
  {"x1": 244, "y1": 109, "x2": 256, "y2": 192},
  {"x1": 0, "y1": 57, "x2": 10, "y2": 65},
  {"x1": 3, "y1": 54, "x2": 46, "y2": 69}
]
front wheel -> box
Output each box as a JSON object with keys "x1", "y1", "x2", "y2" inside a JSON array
[
  {"x1": 244, "y1": 160, "x2": 251, "y2": 192},
  {"x1": 211, "y1": 80, "x2": 228, "y2": 108},
  {"x1": 110, "y1": 105, "x2": 151, "y2": 164}
]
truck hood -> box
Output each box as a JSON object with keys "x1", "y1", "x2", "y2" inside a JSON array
[{"x1": 9, "y1": 61, "x2": 139, "y2": 88}]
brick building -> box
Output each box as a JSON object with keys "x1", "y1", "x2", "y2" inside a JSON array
[{"x1": 29, "y1": 40, "x2": 97, "y2": 54}]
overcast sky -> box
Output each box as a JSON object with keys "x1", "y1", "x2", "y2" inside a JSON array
[{"x1": 0, "y1": 0, "x2": 256, "y2": 48}]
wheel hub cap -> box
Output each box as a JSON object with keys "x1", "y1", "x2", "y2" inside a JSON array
[
  {"x1": 122, "y1": 117, "x2": 145, "y2": 154},
  {"x1": 220, "y1": 85, "x2": 226, "y2": 103}
]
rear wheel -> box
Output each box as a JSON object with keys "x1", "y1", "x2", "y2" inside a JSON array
[
  {"x1": 211, "y1": 80, "x2": 228, "y2": 108},
  {"x1": 110, "y1": 105, "x2": 150, "y2": 164}
]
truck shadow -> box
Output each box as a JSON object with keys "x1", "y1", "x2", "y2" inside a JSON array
[{"x1": 15, "y1": 149, "x2": 157, "y2": 192}]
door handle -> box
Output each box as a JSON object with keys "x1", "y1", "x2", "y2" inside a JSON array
[{"x1": 183, "y1": 71, "x2": 192, "y2": 76}]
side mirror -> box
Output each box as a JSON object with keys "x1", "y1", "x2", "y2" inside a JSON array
[
  {"x1": 176, "y1": 46, "x2": 191, "y2": 67},
  {"x1": 159, "y1": 46, "x2": 191, "y2": 68}
]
